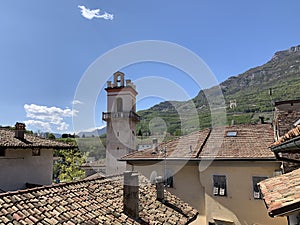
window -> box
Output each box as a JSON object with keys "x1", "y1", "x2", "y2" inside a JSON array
[
  {"x1": 252, "y1": 176, "x2": 268, "y2": 199},
  {"x1": 226, "y1": 131, "x2": 237, "y2": 137},
  {"x1": 0, "y1": 147, "x2": 5, "y2": 157},
  {"x1": 32, "y1": 149, "x2": 40, "y2": 156},
  {"x1": 116, "y1": 98, "x2": 123, "y2": 112},
  {"x1": 213, "y1": 175, "x2": 227, "y2": 196}
]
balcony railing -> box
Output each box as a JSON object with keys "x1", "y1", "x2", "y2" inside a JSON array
[{"x1": 102, "y1": 111, "x2": 140, "y2": 122}]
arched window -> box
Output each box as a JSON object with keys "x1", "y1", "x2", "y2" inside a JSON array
[
  {"x1": 116, "y1": 98, "x2": 123, "y2": 112},
  {"x1": 117, "y1": 75, "x2": 123, "y2": 87}
]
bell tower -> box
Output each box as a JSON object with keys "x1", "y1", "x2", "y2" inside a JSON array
[{"x1": 102, "y1": 71, "x2": 139, "y2": 175}]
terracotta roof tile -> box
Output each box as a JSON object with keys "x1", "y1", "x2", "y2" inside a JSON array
[
  {"x1": 123, "y1": 129, "x2": 211, "y2": 160},
  {"x1": 272, "y1": 125, "x2": 300, "y2": 147},
  {"x1": 0, "y1": 128, "x2": 74, "y2": 149},
  {"x1": 200, "y1": 124, "x2": 275, "y2": 159},
  {"x1": 259, "y1": 168, "x2": 300, "y2": 217},
  {"x1": 0, "y1": 175, "x2": 198, "y2": 224},
  {"x1": 123, "y1": 124, "x2": 275, "y2": 160}
]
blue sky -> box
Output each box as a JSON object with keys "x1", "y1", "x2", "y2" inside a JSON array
[{"x1": 1, "y1": 1, "x2": 300, "y2": 133}]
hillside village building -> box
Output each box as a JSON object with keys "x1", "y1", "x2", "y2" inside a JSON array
[
  {"x1": 272, "y1": 99, "x2": 300, "y2": 172},
  {"x1": 259, "y1": 99, "x2": 300, "y2": 225},
  {"x1": 0, "y1": 123, "x2": 74, "y2": 192},
  {"x1": 0, "y1": 122, "x2": 199, "y2": 224},
  {"x1": 121, "y1": 124, "x2": 287, "y2": 225},
  {"x1": 103, "y1": 71, "x2": 139, "y2": 175}
]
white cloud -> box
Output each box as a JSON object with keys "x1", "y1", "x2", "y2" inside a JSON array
[
  {"x1": 24, "y1": 104, "x2": 76, "y2": 132},
  {"x1": 72, "y1": 100, "x2": 83, "y2": 105},
  {"x1": 57, "y1": 122, "x2": 69, "y2": 131},
  {"x1": 78, "y1": 5, "x2": 113, "y2": 20},
  {"x1": 24, "y1": 120, "x2": 52, "y2": 132}
]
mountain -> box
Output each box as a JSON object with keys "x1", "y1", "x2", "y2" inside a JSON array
[
  {"x1": 77, "y1": 127, "x2": 106, "y2": 138},
  {"x1": 137, "y1": 44, "x2": 300, "y2": 135}
]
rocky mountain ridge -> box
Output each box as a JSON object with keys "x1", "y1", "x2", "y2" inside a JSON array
[{"x1": 137, "y1": 44, "x2": 300, "y2": 136}]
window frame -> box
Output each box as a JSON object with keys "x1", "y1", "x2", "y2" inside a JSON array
[
  {"x1": 213, "y1": 175, "x2": 227, "y2": 197},
  {"x1": 252, "y1": 176, "x2": 268, "y2": 200},
  {"x1": 32, "y1": 148, "x2": 41, "y2": 156},
  {"x1": 116, "y1": 97, "x2": 123, "y2": 112}
]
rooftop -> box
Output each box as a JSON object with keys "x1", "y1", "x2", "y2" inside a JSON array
[
  {"x1": 0, "y1": 174, "x2": 198, "y2": 224},
  {"x1": 271, "y1": 124, "x2": 300, "y2": 150},
  {"x1": 0, "y1": 128, "x2": 74, "y2": 149},
  {"x1": 259, "y1": 168, "x2": 300, "y2": 217},
  {"x1": 122, "y1": 124, "x2": 276, "y2": 161}
]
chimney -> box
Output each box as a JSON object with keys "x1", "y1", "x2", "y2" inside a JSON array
[
  {"x1": 155, "y1": 176, "x2": 164, "y2": 201},
  {"x1": 151, "y1": 138, "x2": 158, "y2": 154},
  {"x1": 123, "y1": 171, "x2": 139, "y2": 219},
  {"x1": 231, "y1": 119, "x2": 235, "y2": 126},
  {"x1": 15, "y1": 122, "x2": 26, "y2": 139},
  {"x1": 259, "y1": 116, "x2": 265, "y2": 124}
]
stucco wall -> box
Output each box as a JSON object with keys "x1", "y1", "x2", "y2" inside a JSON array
[
  {"x1": 200, "y1": 161, "x2": 287, "y2": 225},
  {"x1": 0, "y1": 148, "x2": 53, "y2": 191},
  {"x1": 127, "y1": 160, "x2": 288, "y2": 225}
]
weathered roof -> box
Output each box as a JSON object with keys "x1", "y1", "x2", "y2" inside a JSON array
[
  {"x1": 123, "y1": 129, "x2": 210, "y2": 160},
  {"x1": 0, "y1": 175, "x2": 198, "y2": 224},
  {"x1": 200, "y1": 124, "x2": 275, "y2": 159},
  {"x1": 271, "y1": 124, "x2": 300, "y2": 149},
  {"x1": 259, "y1": 168, "x2": 300, "y2": 217},
  {"x1": 0, "y1": 128, "x2": 74, "y2": 149},
  {"x1": 122, "y1": 124, "x2": 276, "y2": 161}
]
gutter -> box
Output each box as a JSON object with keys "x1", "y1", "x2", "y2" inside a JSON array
[
  {"x1": 271, "y1": 136, "x2": 300, "y2": 153},
  {"x1": 120, "y1": 157, "x2": 277, "y2": 162},
  {"x1": 270, "y1": 136, "x2": 300, "y2": 164},
  {"x1": 268, "y1": 201, "x2": 300, "y2": 218}
]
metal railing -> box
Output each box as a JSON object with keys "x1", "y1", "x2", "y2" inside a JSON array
[{"x1": 102, "y1": 111, "x2": 140, "y2": 121}]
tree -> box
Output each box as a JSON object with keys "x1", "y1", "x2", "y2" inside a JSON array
[
  {"x1": 53, "y1": 148, "x2": 86, "y2": 182},
  {"x1": 48, "y1": 133, "x2": 56, "y2": 140}
]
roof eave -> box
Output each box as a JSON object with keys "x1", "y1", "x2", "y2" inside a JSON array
[
  {"x1": 271, "y1": 136, "x2": 300, "y2": 153},
  {"x1": 120, "y1": 157, "x2": 277, "y2": 162},
  {"x1": 268, "y1": 201, "x2": 300, "y2": 218}
]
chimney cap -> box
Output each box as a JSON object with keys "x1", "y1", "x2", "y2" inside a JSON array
[{"x1": 15, "y1": 122, "x2": 26, "y2": 130}]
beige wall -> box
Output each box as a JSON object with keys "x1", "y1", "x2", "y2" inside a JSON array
[
  {"x1": 127, "y1": 160, "x2": 288, "y2": 225},
  {"x1": 200, "y1": 161, "x2": 287, "y2": 225},
  {"x1": 0, "y1": 148, "x2": 53, "y2": 191}
]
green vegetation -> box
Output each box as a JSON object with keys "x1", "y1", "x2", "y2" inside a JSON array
[
  {"x1": 76, "y1": 137, "x2": 106, "y2": 160},
  {"x1": 136, "y1": 46, "x2": 300, "y2": 135},
  {"x1": 53, "y1": 148, "x2": 86, "y2": 182}
]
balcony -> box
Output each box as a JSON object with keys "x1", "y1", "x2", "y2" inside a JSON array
[{"x1": 102, "y1": 111, "x2": 140, "y2": 122}]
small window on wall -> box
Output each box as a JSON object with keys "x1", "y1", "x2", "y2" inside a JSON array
[
  {"x1": 32, "y1": 149, "x2": 40, "y2": 156},
  {"x1": 252, "y1": 176, "x2": 268, "y2": 199},
  {"x1": 213, "y1": 175, "x2": 227, "y2": 196}
]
